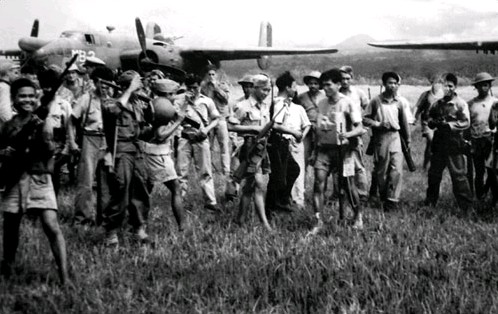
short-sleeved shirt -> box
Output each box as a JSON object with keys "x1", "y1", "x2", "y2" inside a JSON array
[
  {"x1": 316, "y1": 94, "x2": 361, "y2": 147},
  {"x1": 467, "y1": 94, "x2": 496, "y2": 138},
  {"x1": 178, "y1": 94, "x2": 220, "y2": 127},
  {"x1": 317, "y1": 94, "x2": 362, "y2": 126},
  {"x1": 340, "y1": 86, "x2": 368, "y2": 112},
  {"x1": 398, "y1": 95, "x2": 415, "y2": 124},
  {"x1": 297, "y1": 90, "x2": 326, "y2": 124},
  {"x1": 365, "y1": 94, "x2": 405, "y2": 131},
  {"x1": 230, "y1": 95, "x2": 271, "y2": 129},
  {"x1": 273, "y1": 97, "x2": 311, "y2": 143},
  {"x1": 72, "y1": 92, "x2": 104, "y2": 133}
]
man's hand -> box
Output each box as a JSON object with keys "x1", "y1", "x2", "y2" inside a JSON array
[
  {"x1": 294, "y1": 130, "x2": 304, "y2": 143},
  {"x1": 128, "y1": 76, "x2": 142, "y2": 93},
  {"x1": 175, "y1": 110, "x2": 186, "y2": 122},
  {"x1": 380, "y1": 121, "x2": 392, "y2": 130}
]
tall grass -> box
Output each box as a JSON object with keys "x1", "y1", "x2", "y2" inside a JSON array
[{"x1": 0, "y1": 85, "x2": 497, "y2": 313}]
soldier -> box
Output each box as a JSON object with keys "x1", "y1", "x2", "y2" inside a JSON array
[
  {"x1": 339, "y1": 66, "x2": 369, "y2": 204},
  {"x1": 142, "y1": 80, "x2": 187, "y2": 231},
  {"x1": 363, "y1": 72, "x2": 411, "y2": 211},
  {"x1": 0, "y1": 60, "x2": 20, "y2": 128},
  {"x1": 225, "y1": 75, "x2": 254, "y2": 201},
  {"x1": 201, "y1": 65, "x2": 231, "y2": 179},
  {"x1": 68, "y1": 67, "x2": 114, "y2": 226},
  {"x1": 228, "y1": 74, "x2": 273, "y2": 231},
  {"x1": 58, "y1": 63, "x2": 84, "y2": 105},
  {"x1": 414, "y1": 75, "x2": 444, "y2": 169},
  {"x1": 487, "y1": 100, "x2": 498, "y2": 207},
  {"x1": 466, "y1": 72, "x2": 497, "y2": 200},
  {"x1": 0, "y1": 78, "x2": 68, "y2": 285},
  {"x1": 425, "y1": 73, "x2": 473, "y2": 210},
  {"x1": 297, "y1": 71, "x2": 326, "y2": 167},
  {"x1": 83, "y1": 56, "x2": 106, "y2": 76},
  {"x1": 266, "y1": 71, "x2": 311, "y2": 212},
  {"x1": 37, "y1": 67, "x2": 72, "y2": 195},
  {"x1": 311, "y1": 69, "x2": 364, "y2": 233},
  {"x1": 176, "y1": 74, "x2": 220, "y2": 212},
  {"x1": 101, "y1": 71, "x2": 154, "y2": 245}
]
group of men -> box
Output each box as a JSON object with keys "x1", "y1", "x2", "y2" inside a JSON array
[{"x1": 0, "y1": 55, "x2": 497, "y2": 286}]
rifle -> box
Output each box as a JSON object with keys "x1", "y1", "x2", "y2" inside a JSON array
[
  {"x1": 232, "y1": 81, "x2": 285, "y2": 183},
  {"x1": 401, "y1": 136, "x2": 416, "y2": 172},
  {"x1": 0, "y1": 54, "x2": 79, "y2": 190},
  {"x1": 38, "y1": 54, "x2": 79, "y2": 119}
]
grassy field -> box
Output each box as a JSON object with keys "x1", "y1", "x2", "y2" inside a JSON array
[{"x1": 1, "y1": 85, "x2": 498, "y2": 313}]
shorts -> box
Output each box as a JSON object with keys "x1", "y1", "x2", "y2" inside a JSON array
[
  {"x1": 314, "y1": 146, "x2": 353, "y2": 175},
  {"x1": 238, "y1": 137, "x2": 270, "y2": 176},
  {"x1": 1, "y1": 173, "x2": 58, "y2": 214},
  {"x1": 145, "y1": 153, "x2": 178, "y2": 184}
]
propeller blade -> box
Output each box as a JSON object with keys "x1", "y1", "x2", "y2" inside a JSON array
[
  {"x1": 135, "y1": 17, "x2": 148, "y2": 56},
  {"x1": 31, "y1": 19, "x2": 39, "y2": 37}
]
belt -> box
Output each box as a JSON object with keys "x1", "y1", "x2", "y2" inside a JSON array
[{"x1": 83, "y1": 130, "x2": 105, "y2": 136}]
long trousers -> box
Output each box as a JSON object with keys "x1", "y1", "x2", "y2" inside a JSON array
[
  {"x1": 176, "y1": 137, "x2": 217, "y2": 205},
  {"x1": 427, "y1": 151, "x2": 473, "y2": 210},
  {"x1": 210, "y1": 119, "x2": 231, "y2": 175},
  {"x1": 103, "y1": 151, "x2": 150, "y2": 231},
  {"x1": 74, "y1": 135, "x2": 110, "y2": 225}
]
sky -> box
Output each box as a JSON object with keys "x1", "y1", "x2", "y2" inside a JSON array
[{"x1": 1, "y1": 0, "x2": 498, "y2": 49}]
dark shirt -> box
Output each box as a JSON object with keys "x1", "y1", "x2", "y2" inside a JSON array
[{"x1": 0, "y1": 114, "x2": 55, "y2": 176}]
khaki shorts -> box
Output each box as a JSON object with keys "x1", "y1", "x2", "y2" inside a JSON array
[
  {"x1": 145, "y1": 153, "x2": 178, "y2": 184},
  {"x1": 1, "y1": 173, "x2": 58, "y2": 214}
]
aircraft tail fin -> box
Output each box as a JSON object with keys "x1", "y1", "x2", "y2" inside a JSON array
[{"x1": 257, "y1": 21, "x2": 272, "y2": 70}]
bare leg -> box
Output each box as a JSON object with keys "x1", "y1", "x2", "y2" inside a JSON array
[
  {"x1": 313, "y1": 169, "x2": 328, "y2": 215},
  {"x1": 40, "y1": 209, "x2": 68, "y2": 285},
  {"x1": 253, "y1": 173, "x2": 272, "y2": 231},
  {"x1": 164, "y1": 180, "x2": 186, "y2": 231}
]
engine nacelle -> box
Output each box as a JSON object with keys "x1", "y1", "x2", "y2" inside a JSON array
[{"x1": 257, "y1": 56, "x2": 270, "y2": 70}]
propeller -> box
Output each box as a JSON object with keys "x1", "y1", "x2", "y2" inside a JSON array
[
  {"x1": 30, "y1": 19, "x2": 39, "y2": 37},
  {"x1": 135, "y1": 17, "x2": 186, "y2": 81}
]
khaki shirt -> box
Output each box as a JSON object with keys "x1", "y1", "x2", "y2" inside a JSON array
[
  {"x1": 230, "y1": 95, "x2": 270, "y2": 128},
  {"x1": 72, "y1": 92, "x2": 104, "y2": 134},
  {"x1": 177, "y1": 94, "x2": 220, "y2": 127}
]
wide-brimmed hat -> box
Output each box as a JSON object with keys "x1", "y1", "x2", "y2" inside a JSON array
[
  {"x1": 472, "y1": 72, "x2": 494, "y2": 85},
  {"x1": 154, "y1": 79, "x2": 180, "y2": 93},
  {"x1": 84, "y1": 56, "x2": 106, "y2": 66},
  {"x1": 0, "y1": 60, "x2": 20, "y2": 74},
  {"x1": 238, "y1": 74, "x2": 253, "y2": 86},
  {"x1": 303, "y1": 71, "x2": 321, "y2": 85}
]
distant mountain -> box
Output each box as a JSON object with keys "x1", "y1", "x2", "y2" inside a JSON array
[{"x1": 336, "y1": 34, "x2": 377, "y2": 52}]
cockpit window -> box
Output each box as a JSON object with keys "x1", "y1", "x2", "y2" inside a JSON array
[{"x1": 84, "y1": 34, "x2": 95, "y2": 45}]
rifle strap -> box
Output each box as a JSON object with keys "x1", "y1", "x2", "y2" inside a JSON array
[{"x1": 81, "y1": 94, "x2": 93, "y2": 130}]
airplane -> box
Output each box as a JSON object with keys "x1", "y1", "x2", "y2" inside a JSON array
[
  {"x1": 368, "y1": 37, "x2": 498, "y2": 54},
  {"x1": 0, "y1": 18, "x2": 339, "y2": 81}
]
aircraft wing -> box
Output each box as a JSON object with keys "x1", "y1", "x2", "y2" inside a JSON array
[
  {"x1": 0, "y1": 49, "x2": 23, "y2": 59},
  {"x1": 180, "y1": 47, "x2": 338, "y2": 61},
  {"x1": 368, "y1": 39, "x2": 498, "y2": 51}
]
